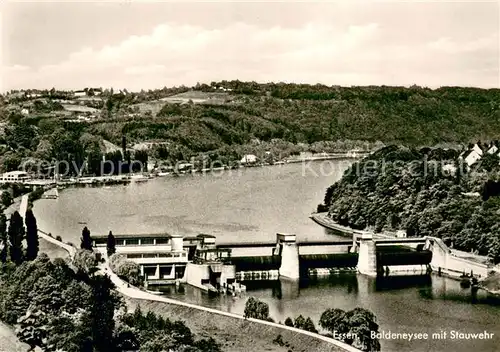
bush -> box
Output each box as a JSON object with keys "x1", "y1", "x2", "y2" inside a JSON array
[
  {"x1": 109, "y1": 253, "x2": 143, "y2": 286},
  {"x1": 28, "y1": 188, "x2": 45, "y2": 203},
  {"x1": 243, "y1": 297, "x2": 271, "y2": 320},
  {"x1": 316, "y1": 204, "x2": 329, "y2": 213},
  {"x1": 273, "y1": 334, "x2": 285, "y2": 346},
  {"x1": 72, "y1": 249, "x2": 98, "y2": 275},
  {"x1": 1, "y1": 191, "x2": 13, "y2": 208},
  {"x1": 55, "y1": 235, "x2": 61, "y2": 241}
]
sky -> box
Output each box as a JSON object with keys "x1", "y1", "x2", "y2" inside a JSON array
[{"x1": 1, "y1": 0, "x2": 499, "y2": 91}]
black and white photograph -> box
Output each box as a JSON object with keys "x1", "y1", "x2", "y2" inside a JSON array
[{"x1": 0, "y1": 1, "x2": 499, "y2": 351}]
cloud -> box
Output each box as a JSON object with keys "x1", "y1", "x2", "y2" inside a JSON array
[{"x1": 2, "y1": 21, "x2": 498, "y2": 91}]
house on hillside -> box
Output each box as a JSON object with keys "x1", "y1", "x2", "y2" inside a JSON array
[
  {"x1": 90, "y1": 88, "x2": 102, "y2": 96},
  {"x1": 240, "y1": 154, "x2": 257, "y2": 165},
  {"x1": 487, "y1": 142, "x2": 499, "y2": 155},
  {"x1": 459, "y1": 144, "x2": 483, "y2": 167},
  {"x1": 74, "y1": 90, "x2": 86, "y2": 97},
  {"x1": 21, "y1": 108, "x2": 29, "y2": 116},
  {"x1": 1, "y1": 171, "x2": 29, "y2": 183}
]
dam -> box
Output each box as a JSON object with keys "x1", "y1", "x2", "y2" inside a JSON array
[{"x1": 92, "y1": 231, "x2": 489, "y2": 292}]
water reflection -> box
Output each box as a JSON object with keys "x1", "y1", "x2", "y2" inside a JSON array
[{"x1": 375, "y1": 275, "x2": 432, "y2": 291}]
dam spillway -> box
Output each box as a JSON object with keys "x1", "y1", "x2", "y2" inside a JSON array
[
  {"x1": 228, "y1": 256, "x2": 281, "y2": 271},
  {"x1": 216, "y1": 233, "x2": 433, "y2": 281},
  {"x1": 376, "y1": 246, "x2": 432, "y2": 266},
  {"x1": 299, "y1": 253, "x2": 359, "y2": 270}
]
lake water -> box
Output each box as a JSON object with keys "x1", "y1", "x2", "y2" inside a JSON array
[{"x1": 33, "y1": 160, "x2": 500, "y2": 352}]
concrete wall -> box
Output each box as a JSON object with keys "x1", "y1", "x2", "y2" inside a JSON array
[
  {"x1": 298, "y1": 245, "x2": 351, "y2": 255},
  {"x1": 229, "y1": 247, "x2": 275, "y2": 257},
  {"x1": 426, "y1": 237, "x2": 490, "y2": 278},
  {"x1": 357, "y1": 236, "x2": 377, "y2": 277},
  {"x1": 186, "y1": 263, "x2": 210, "y2": 289},
  {"x1": 444, "y1": 256, "x2": 489, "y2": 278},
  {"x1": 279, "y1": 243, "x2": 300, "y2": 279},
  {"x1": 220, "y1": 264, "x2": 236, "y2": 285}
]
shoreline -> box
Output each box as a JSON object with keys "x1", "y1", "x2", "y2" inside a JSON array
[{"x1": 10, "y1": 153, "x2": 367, "y2": 188}]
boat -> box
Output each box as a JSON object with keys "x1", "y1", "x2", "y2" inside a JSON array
[{"x1": 130, "y1": 174, "x2": 149, "y2": 182}]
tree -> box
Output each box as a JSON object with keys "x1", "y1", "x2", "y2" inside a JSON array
[
  {"x1": 0, "y1": 213, "x2": 7, "y2": 263},
  {"x1": 87, "y1": 274, "x2": 117, "y2": 352},
  {"x1": 25, "y1": 209, "x2": 39, "y2": 260},
  {"x1": 8, "y1": 211, "x2": 24, "y2": 264},
  {"x1": 109, "y1": 253, "x2": 142, "y2": 286},
  {"x1": 243, "y1": 297, "x2": 270, "y2": 320},
  {"x1": 1, "y1": 191, "x2": 13, "y2": 207},
  {"x1": 80, "y1": 226, "x2": 93, "y2": 250},
  {"x1": 319, "y1": 308, "x2": 347, "y2": 335},
  {"x1": 294, "y1": 315, "x2": 306, "y2": 329},
  {"x1": 284, "y1": 317, "x2": 294, "y2": 327},
  {"x1": 121, "y1": 136, "x2": 127, "y2": 157},
  {"x1": 343, "y1": 308, "x2": 380, "y2": 352},
  {"x1": 303, "y1": 317, "x2": 318, "y2": 333},
  {"x1": 319, "y1": 307, "x2": 380, "y2": 352},
  {"x1": 107, "y1": 231, "x2": 116, "y2": 256},
  {"x1": 73, "y1": 249, "x2": 98, "y2": 276}
]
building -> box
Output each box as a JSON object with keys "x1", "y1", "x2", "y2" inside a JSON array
[
  {"x1": 74, "y1": 90, "x2": 86, "y2": 97},
  {"x1": 240, "y1": 154, "x2": 257, "y2": 164},
  {"x1": 93, "y1": 233, "x2": 241, "y2": 292},
  {"x1": 459, "y1": 144, "x2": 483, "y2": 167},
  {"x1": 1, "y1": 171, "x2": 29, "y2": 183},
  {"x1": 93, "y1": 233, "x2": 189, "y2": 282},
  {"x1": 487, "y1": 145, "x2": 499, "y2": 155},
  {"x1": 21, "y1": 108, "x2": 29, "y2": 115},
  {"x1": 91, "y1": 88, "x2": 102, "y2": 96}
]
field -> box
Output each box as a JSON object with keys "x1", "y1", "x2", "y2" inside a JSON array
[
  {"x1": 161, "y1": 90, "x2": 232, "y2": 105},
  {"x1": 62, "y1": 104, "x2": 99, "y2": 113}
]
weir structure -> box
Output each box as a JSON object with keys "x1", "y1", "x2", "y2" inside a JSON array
[{"x1": 92, "y1": 230, "x2": 491, "y2": 292}]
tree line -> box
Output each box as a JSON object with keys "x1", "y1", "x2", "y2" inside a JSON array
[
  {"x1": 244, "y1": 296, "x2": 380, "y2": 351},
  {"x1": 0, "y1": 222, "x2": 221, "y2": 351},
  {"x1": 321, "y1": 145, "x2": 500, "y2": 263}
]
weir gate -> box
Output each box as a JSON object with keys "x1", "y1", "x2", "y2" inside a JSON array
[{"x1": 212, "y1": 233, "x2": 433, "y2": 280}]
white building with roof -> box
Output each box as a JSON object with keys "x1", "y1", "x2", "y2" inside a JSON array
[
  {"x1": 460, "y1": 144, "x2": 483, "y2": 167},
  {"x1": 240, "y1": 154, "x2": 257, "y2": 164},
  {"x1": 1, "y1": 171, "x2": 29, "y2": 183},
  {"x1": 487, "y1": 145, "x2": 499, "y2": 155},
  {"x1": 93, "y1": 233, "x2": 189, "y2": 282}
]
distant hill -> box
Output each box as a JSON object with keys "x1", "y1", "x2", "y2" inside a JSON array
[
  {"x1": 96, "y1": 83, "x2": 500, "y2": 149},
  {"x1": 2, "y1": 82, "x2": 500, "y2": 172}
]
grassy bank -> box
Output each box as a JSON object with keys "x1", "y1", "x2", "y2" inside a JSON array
[
  {"x1": 38, "y1": 238, "x2": 70, "y2": 260},
  {"x1": 125, "y1": 298, "x2": 352, "y2": 352}
]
